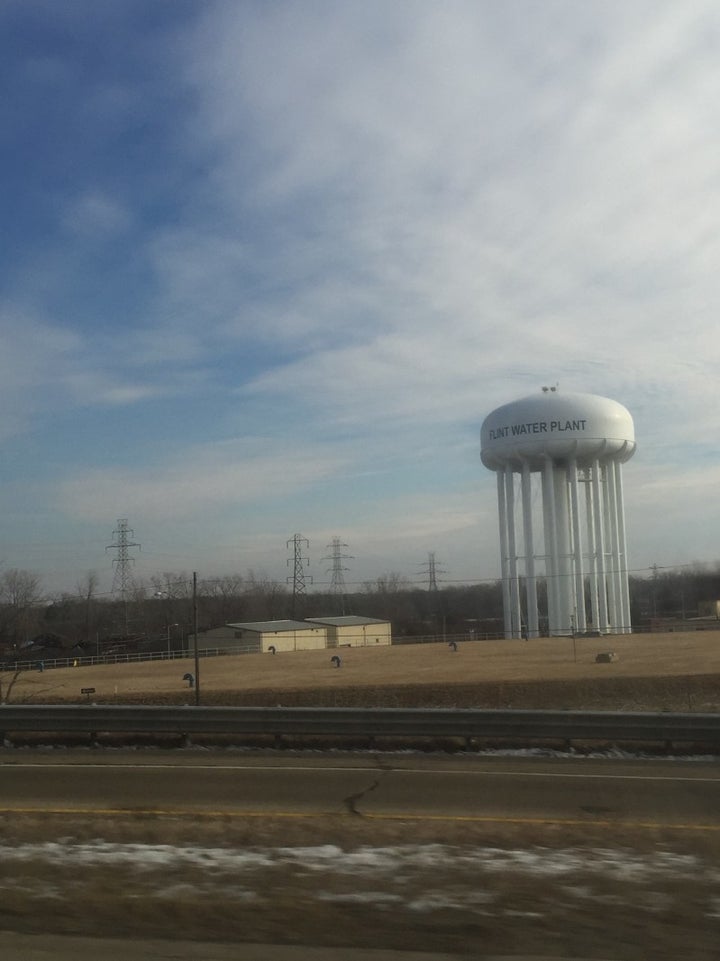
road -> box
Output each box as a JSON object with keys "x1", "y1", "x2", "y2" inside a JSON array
[
  {"x1": 1, "y1": 932, "x2": 608, "y2": 961},
  {"x1": 2, "y1": 751, "x2": 718, "y2": 961},
  {"x1": 1, "y1": 751, "x2": 719, "y2": 827}
]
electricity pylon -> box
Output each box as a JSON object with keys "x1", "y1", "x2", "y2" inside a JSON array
[
  {"x1": 287, "y1": 533, "x2": 312, "y2": 618},
  {"x1": 420, "y1": 551, "x2": 445, "y2": 591},
  {"x1": 106, "y1": 518, "x2": 141, "y2": 635},
  {"x1": 323, "y1": 536, "x2": 353, "y2": 615}
]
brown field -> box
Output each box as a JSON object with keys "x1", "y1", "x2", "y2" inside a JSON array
[{"x1": 7, "y1": 630, "x2": 720, "y2": 711}]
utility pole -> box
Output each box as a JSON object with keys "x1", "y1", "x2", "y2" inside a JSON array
[
  {"x1": 287, "y1": 533, "x2": 312, "y2": 619},
  {"x1": 106, "y1": 518, "x2": 141, "y2": 635},
  {"x1": 651, "y1": 563, "x2": 659, "y2": 619},
  {"x1": 192, "y1": 571, "x2": 200, "y2": 706},
  {"x1": 323, "y1": 537, "x2": 353, "y2": 615}
]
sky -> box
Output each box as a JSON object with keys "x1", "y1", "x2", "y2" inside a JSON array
[{"x1": 2, "y1": 0, "x2": 720, "y2": 598}]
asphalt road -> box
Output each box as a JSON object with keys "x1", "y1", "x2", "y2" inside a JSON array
[
  {"x1": 1, "y1": 932, "x2": 612, "y2": 961},
  {"x1": 2, "y1": 751, "x2": 716, "y2": 961},
  {"x1": 1, "y1": 751, "x2": 719, "y2": 826}
]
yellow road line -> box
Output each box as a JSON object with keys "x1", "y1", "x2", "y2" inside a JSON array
[
  {"x1": 365, "y1": 812, "x2": 720, "y2": 831},
  {"x1": 2, "y1": 806, "x2": 720, "y2": 831}
]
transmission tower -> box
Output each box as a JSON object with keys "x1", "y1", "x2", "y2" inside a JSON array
[
  {"x1": 323, "y1": 537, "x2": 353, "y2": 615},
  {"x1": 287, "y1": 533, "x2": 312, "y2": 618},
  {"x1": 107, "y1": 518, "x2": 141, "y2": 597},
  {"x1": 420, "y1": 551, "x2": 445, "y2": 591},
  {"x1": 106, "y1": 518, "x2": 141, "y2": 635}
]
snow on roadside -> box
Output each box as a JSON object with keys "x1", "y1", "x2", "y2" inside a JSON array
[
  {"x1": 2, "y1": 840, "x2": 720, "y2": 922},
  {"x1": 0, "y1": 839, "x2": 709, "y2": 881}
]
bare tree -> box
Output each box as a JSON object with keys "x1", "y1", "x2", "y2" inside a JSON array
[
  {"x1": 150, "y1": 572, "x2": 193, "y2": 600},
  {"x1": 0, "y1": 666, "x2": 23, "y2": 704},
  {"x1": 76, "y1": 571, "x2": 99, "y2": 648},
  {"x1": 0, "y1": 569, "x2": 43, "y2": 652},
  {"x1": 244, "y1": 570, "x2": 287, "y2": 620},
  {"x1": 203, "y1": 574, "x2": 246, "y2": 624},
  {"x1": 362, "y1": 572, "x2": 411, "y2": 594}
]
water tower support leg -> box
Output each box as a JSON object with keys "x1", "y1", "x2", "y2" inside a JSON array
[
  {"x1": 521, "y1": 461, "x2": 539, "y2": 638},
  {"x1": 542, "y1": 457, "x2": 560, "y2": 634},
  {"x1": 568, "y1": 459, "x2": 587, "y2": 633},
  {"x1": 614, "y1": 460, "x2": 632, "y2": 633},
  {"x1": 504, "y1": 466, "x2": 522, "y2": 638},
  {"x1": 552, "y1": 465, "x2": 573, "y2": 635},
  {"x1": 605, "y1": 462, "x2": 623, "y2": 632},
  {"x1": 592, "y1": 462, "x2": 610, "y2": 633},
  {"x1": 585, "y1": 466, "x2": 600, "y2": 631},
  {"x1": 497, "y1": 470, "x2": 513, "y2": 639}
]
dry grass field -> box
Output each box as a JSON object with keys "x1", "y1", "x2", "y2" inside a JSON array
[{"x1": 6, "y1": 630, "x2": 720, "y2": 711}]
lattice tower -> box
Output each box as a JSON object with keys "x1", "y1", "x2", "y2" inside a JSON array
[
  {"x1": 106, "y1": 518, "x2": 141, "y2": 599},
  {"x1": 287, "y1": 533, "x2": 312, "y2": 617},
  {"x1": 420, "y1": 551, "x2": 445, "y2": 591},
  {"x1": 323, "y1": 537, "x2": 353, "y2": 615}
]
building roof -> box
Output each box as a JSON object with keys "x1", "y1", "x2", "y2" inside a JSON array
[
  {"x1": 305, "y1": 616, "x2": 390, "y2": 626},
  {"x1": 226, "y1": 619, "x2": 323, "y2": 634}
]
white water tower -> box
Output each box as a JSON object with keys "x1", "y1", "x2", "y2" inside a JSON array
[{"x1": 481, "y1": 388, "x2": 636, "y2": 638}]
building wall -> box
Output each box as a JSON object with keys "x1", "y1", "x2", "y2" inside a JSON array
[
  {"x1": 198, "y1": 625, "x2": 327, "y2": 653},
  {"x1": 200, "y1": 620, "x2": 392, "y2": 653},
  {"x1": 257, "y1": 627, "x2": 327, "y2": 653},
  {"x1": 196, "y1": 627, "x2": 261, "y2": 654},
  {"x1": 332, "y1": 622, "x2": 392, "y2": 647},
  {"x1": 697, "y1": 600, "x2": 720, "y2": 618}
]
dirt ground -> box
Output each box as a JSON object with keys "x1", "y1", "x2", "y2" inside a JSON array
[
  {"x1": 1, "y1": 813, "x2": 719, "y2": 960},
  {"x1": 5, "y1": 630, "x2": 720, "y2": 712},
  {"x1": 2, "y1": 934, "x2": 471, "y2": 961}
]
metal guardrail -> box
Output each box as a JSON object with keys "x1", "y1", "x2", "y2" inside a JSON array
[{"x1": 0, "y1": 706, "x2": 719, "y2": 746}]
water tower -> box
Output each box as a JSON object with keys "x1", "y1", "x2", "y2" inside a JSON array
[{"x1": 481, "y1": 388, "x2": 636, "y2": 638}]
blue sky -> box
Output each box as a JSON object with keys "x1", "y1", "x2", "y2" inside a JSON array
[{"x1": 2, "y1": 0, "x2": 720, "y2": 596}]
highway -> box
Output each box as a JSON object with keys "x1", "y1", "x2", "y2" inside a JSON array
[
  {"x1": 1, "y1": 752, "x2": 719, "y2": 827},
  {"x1": 3, "y1": 751, "x2": 719, "y2": 961}
]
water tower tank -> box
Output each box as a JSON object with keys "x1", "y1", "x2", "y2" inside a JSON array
[{"x1": 481, "y1": 388, "x2": 636, "y2": 639}]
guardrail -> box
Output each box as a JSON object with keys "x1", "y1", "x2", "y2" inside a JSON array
[{"x1": 0, "y1": 706, "x2": 718, "y2": 748}]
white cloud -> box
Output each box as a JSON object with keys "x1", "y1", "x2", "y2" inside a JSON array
[
  {"x1": 61, "y1": 189, "x2": 132, "y2": 238},
  {"x1": 0, "y1": 307, "x2": 83, "y2": 439},
  {"x1": 57, "y1": 437, "x2": 355, "y2": 523},
  {"x1": 181, "y1": 0, "x2": 720, "y2": 387}
]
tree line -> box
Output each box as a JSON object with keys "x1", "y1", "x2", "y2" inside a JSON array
[{"x1": 1, "y1": 561, "x2": 720, "y2": 660}]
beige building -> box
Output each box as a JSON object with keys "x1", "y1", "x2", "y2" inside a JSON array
[
  {"x1": 697, "y1": 600, "x2": 720, "y2": 619},
  {"x1": 220, "y1": 619, "x2": 327, "y2": 654},
  {"x1": 305, "y1": 615, "x2": 392, "y2": 648},
  {"x1": 196, "y1": 616, "x2": 392, "y2": 654},
  {"x1": 195, "y1": 624, "x2": 261, "y2": 654}
]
